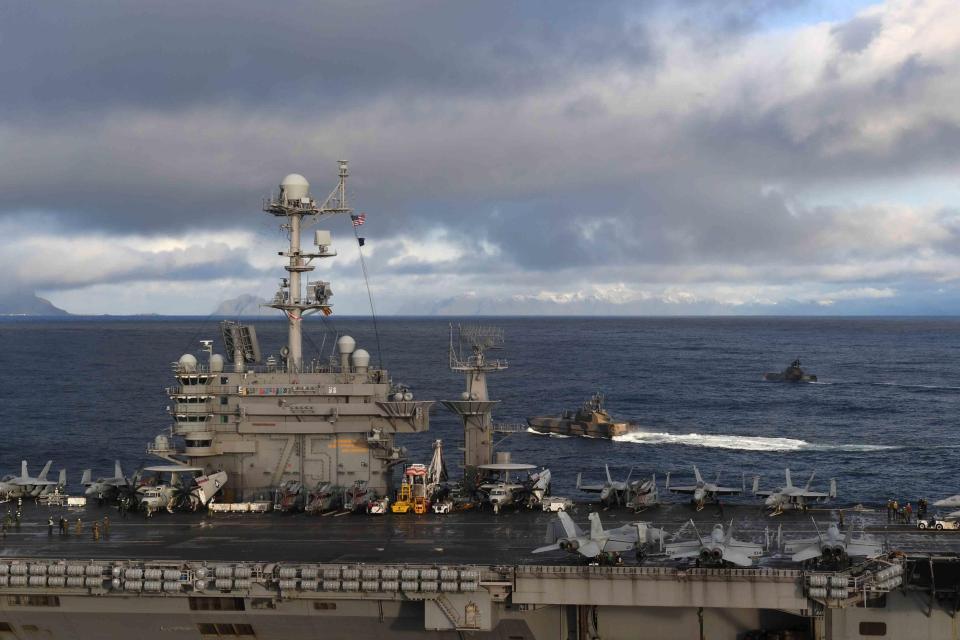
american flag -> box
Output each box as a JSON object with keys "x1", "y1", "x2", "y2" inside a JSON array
[{"x1": 351, "y1": 213, "x2": 366, "y2": 227}]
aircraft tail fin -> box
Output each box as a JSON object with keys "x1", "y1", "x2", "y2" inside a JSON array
[
  {"x1": 605, "y1": 465, "x2": 613, "y2": 484},
  {"x1": 725, "y1": 519, "x2": 735, "y2": 544},
  {"x1": 829, "y1": 478, "x2": 837, "y2": 499},
  {"x1": 576, "y1": 472, "x2": 583, "y2": 490},
  {"x1": 843, "y1": 523, "x2": 852, "y2": 546},
  {"x1": 20, "y1": 460, "x2": 27, "y2": 479},
  {"x1": 80, "y1": 469, "x2": 91, "y2": 486},
  {"x1": 785, "y1": 468, "x2": 793, "y2": 488},
  {"x1": 693, "y1": 466, "x2": 703, "y2": 483},
  {"x1": 57, "y1": 469, "x2": 66, "y2": 488},
  {"x1": 624, "y1": 466, "x2": 634, "y2": 485},
  {"x1": 751, "y1": 475, "x2": 760, "y2": 495},
  {"x1": 114, "y1": 460, "x2": 123, "y2": 479},
  {"x1": 588, "y1": 512, "x2": 604, "y2": 540},
  {"x1": 558, "y1": 511, "x2": 579, "y2": 538},
  {"x1": 665, "y1": 471, "x2": 671, "y2": 490},
  {"x1": 810, "y1": 516, "x2": 823, "y2": 540},
  {"x1": 38, "y1": 460, "x2": 52, "y2": 481},
  {"x1": 804, "y1": 471, "x2": 816, "y2": 491}
]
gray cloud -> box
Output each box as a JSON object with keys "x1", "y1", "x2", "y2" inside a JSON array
[
  {"x1": 831, "y1": 13, "x2": 882, "y2": 53},
  {"x1": 1, "y1": 0, "x2": 959, "y2": 314}
]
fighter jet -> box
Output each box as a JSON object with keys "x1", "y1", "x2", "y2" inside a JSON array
[
  {"x1": 37, "y1": 469, "x2": 68, "y2": 499},
  {"x1": 785, "y1": 518, "x2": 883, "y2": 567},
  {"x1": 577, "y1": 465, "x2": 635, "y2": 506},
  {"x1": 666, "y1": 466, "x2": 742, "y2": 510},
  {"x1": 933, "y1": 494, "x2": 960, "y2": 509},
  {"x1": 0, "y1": 460, "x2": 59, "y2": 499},
  {"x1": 665, "y1": 520, "x2": 765, "y2": 567},
  {"x1": 752, "y1": 469, "x2": 837, "y2": 513},
  {"x1": 80, "y1": 461, "x2": 131, "y2": 501},
  {"x1": 533, "y1": 511, "x2": 666, "y2": 564}
]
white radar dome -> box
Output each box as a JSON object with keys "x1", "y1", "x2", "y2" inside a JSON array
[
  {"x1": 209, "y1": 354, "x2": 225, "y2": 373},
  {"x1": 337, "y1": 335, "x2": 356, "y2": 355},
  {"x1": 178, "y1": 354, "x2": 198, "y2": 372},
  {"x1": 280, "y1": 173, "x2": 310, "y2": 202},
  {"x1": 352, "y1": 349, "x2": 370, "y2": 369}
]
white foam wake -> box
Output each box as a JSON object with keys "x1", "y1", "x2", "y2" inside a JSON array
[
  {"x1": 526, "y1": 427, "x2": 572, "y2": 438},
  {"x1": 613, "y1": 431, "x2": 896, "y2": 452}
]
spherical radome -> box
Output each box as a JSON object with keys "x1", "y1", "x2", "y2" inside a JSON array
[
  {"x1": 280, "y1": 173, "x2": 310, "y2": 202},
  {"x1": 178, "y1": 353, "x2": 198, "y2": 372},
  {"x1": 337, "y1": 335, "x2": 356, "y2": 355},
  {"x1": 352, "y1": 349, "x2": 370, "y2": 369}
]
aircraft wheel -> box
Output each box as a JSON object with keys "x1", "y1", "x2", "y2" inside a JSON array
[{"x1": 936, "y1": 523, "x2": 944, "y2": 530}]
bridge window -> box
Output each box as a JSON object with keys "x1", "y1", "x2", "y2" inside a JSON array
[{"x1": 859, "y1": 621, "x2": 887, "y2": 636}]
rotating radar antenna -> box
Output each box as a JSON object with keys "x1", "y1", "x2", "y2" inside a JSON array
[{"x1": 448, "y1": 324, "x2": 507, "y2": 372}]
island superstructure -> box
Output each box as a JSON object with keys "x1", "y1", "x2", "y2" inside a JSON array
[{"x1": 148, "y1": 164, "x2": 432, "y2": 499}]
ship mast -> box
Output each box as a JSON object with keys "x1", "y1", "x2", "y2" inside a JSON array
[{"x1": 263, "y1": 161, "x2": 352, "y2": 372}]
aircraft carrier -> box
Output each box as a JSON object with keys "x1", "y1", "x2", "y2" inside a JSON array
[{"x1": 1, "y1": 165, "x2": 958, "y2": 640}]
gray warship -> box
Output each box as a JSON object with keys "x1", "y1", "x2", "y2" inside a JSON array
[
  {"x1": 1, "y1": 165, "x2": 959, "y2": 640},
  {"x1": 764, "y1": 359, "x2": 819, "y2": 383}
]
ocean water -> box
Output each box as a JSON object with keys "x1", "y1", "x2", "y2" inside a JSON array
[{"x1": 0, "y1": 316, "x2": 957, "y2": 505}]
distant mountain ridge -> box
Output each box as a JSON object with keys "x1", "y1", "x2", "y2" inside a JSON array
[
  {"x1": 213, "y1": 294, "x2": 269, "y2": 316},
  {"x1": 0, "y1": 291, "x2": 69, "y2": 316}
]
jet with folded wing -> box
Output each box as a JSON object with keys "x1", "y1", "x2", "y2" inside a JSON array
[
  {"x1": 665, "y1": 520, "x2": 764, "y2": 567},
  {"x1": 753, "y1": 469, "x2": 837, "y2": 513},
  {"x1": 0, "y1": 460, "x2": 59, "y2": 499},
  {"x1": 80, "y1": 461, "x2": 131, "y2": 501},
  {"x1": 667, "y1": 466, "x2": 742, "y2": 510},
  {"x1": 785, "y1": 518, "x2": 883, "y2": 567},
  {"x1": 576, "y1": 465, "x2": 635, "y2": 506},
  {"x1": 533, "y1": 511, "x2": 665, "y2": 564}
]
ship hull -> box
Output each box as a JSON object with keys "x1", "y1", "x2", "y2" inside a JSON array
[{"x1": 526, "y1": 417, "x2": 627, "y2": 439}]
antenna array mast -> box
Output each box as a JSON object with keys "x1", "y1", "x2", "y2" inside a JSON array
[
  {"x1": 263, "y1": 162, "x2": 352, "y2": 372},
  {"x1": 441, "y1": 324, "x2": 507, "y2": 487}
]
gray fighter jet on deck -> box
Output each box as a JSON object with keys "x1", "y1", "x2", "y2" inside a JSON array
[
  {"x1": 785, "y1": 519, "x2": 883, "y2": 567},
  {"x1": 665, "y1": 520, "x2": 764, "y2": 567},
  {"x1": 667, "y1": 466, "x2": 742, "y2": 510},
  {"x1": 80, "y1": 461, "x2": 131, "y2": 501},
  {"x1": 576, "y1": 465, "x2": 635, "y2": 506},
  {"x1": 0, "y1": 460, "x2": 58, "y2": 499},
  {"x1": 752, "y1": 469, "x2": 837, "y2": 513},
  {"x1": 534, "y1": 511, "x2": 666, "y2": 564}
]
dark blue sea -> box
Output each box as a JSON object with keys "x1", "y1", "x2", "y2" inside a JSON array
[{"x1": 1, "y1": 316, "x2": 957, "y2": 506}]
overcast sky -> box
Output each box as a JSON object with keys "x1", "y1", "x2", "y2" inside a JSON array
[{"x1": 2, "y1": 0, "x2": 959, "y2": 315}]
